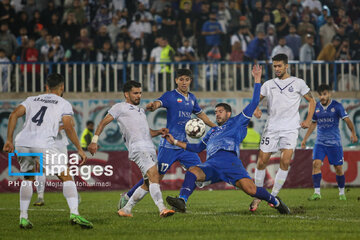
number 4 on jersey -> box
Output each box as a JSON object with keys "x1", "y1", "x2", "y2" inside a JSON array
[{"x1": 31, "y1": 106, "x2": 48, "y2": 126}]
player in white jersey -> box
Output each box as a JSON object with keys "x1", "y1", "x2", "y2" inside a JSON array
[
  {"x1": 3, "y1": 73, "x2": 93, "y2": 229},
  {"x1": 88, "y1": 80, "x2": 175, "y2": 218},
  {"x1": 249, "y1": 54, "x2": 316, "y2": 212}
]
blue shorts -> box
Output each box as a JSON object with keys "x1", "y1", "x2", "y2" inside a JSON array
[
  {"x1": 313, "y1": 144, "x2": 344, "y2": 166},
  {"x1": 197, "y1": 150, "x2": 250, "y2": 186},
  {"x1": 157, "y1": 146, "x2": 201, "y2": 175}
]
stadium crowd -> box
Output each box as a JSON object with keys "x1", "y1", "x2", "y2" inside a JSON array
[{"x1": 0, "y1": 0, "x2": 359, "y2": 65}]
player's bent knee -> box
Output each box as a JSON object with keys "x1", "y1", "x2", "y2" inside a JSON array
[
  {"x1": 313, "y1": 160, "x2": 322, "y2": 170},
  {"x1": 146, "y1": 166, "x2": 161, "y2": 183},
  {"x1": 237, "y1": 179, "x2": 256, "y2": 195},
  {"x1": 334, "y1": 165, "x2": 343, "y2": 175},
  {"x1": 189, "y1": 167, "x2": 205, "y2": 181}
]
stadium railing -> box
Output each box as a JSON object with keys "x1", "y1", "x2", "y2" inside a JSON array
[{"x1": 0, "y1": 60, "x2": 359, "y2": 93}]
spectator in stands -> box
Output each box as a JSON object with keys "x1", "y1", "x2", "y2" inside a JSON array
[
  {"x1": 115, "y1": 9, "x2": 128, "y2": 28},
  {"x1": 256, "y1": 13, "x2": 275, "y2": 35},
  {"x1": 251, "y1": 0, "x2": 264, "y2": 33},
  {"x1": 231, "y1": 22, "x2": 253, "y2": 53},
  {"x1": 159, "y1": 36, "x2": 175, "y2": 91},
  {"x1": 15, "y1": 35, "x2": 28, "y2": 62},
  {"x1": 201, "y1": 11, "x2": 223, "y2": 59},
  {"x1": 47, "y1": 13, "x2": 62, "y2": 37},
  {"x1": 0, "y1": 22, "x2": 17, "y2": 61},
  {"x1": 21, "y1": 38, "x2": 40, "y2": 91},
  {"x1": 40, "y1": 1, "x2": 61, "y2": 25},
  {"x1": 0, "y1": 0, "x2": 16, "y2": 26},
  {"x1": 94, "y1": 25, "x2": 111, "y2": 50},
  {"x1": 132, "y1": 38, "x2": 146, "y2": 61},
  {"x1": 134, "y1": 2, "x2": 153, "y2": 35},
  {"x1": 62, "y1": 12, "x2": 80, "y2": 46},
  {"x1": 335, "y1": 25, "x2": 347, "y2": 42},
  {"x1": 177, "y1": 39, "x2": 195, "y2": 62},
  {"x1": 244, "y1": 30, "x2": 269, "y2": 63},
  {"x1": 108, "y1": 16, "x2": 122, "y2": 46},
  {"x1": 276, "y1": 10, "x2": 290, "y2": 38},
  {"x1": 317, "y1": 35, "x2": 341, "y2": 61},
  {"x1": 285, "y1": 25, "x2": 302, "y2": 60},
  {"x1": 35, "y1": 28, "x2": 48, "y2": 52},
  {"x1": 316, "y1": 5, "x2": 330, "y2": 29},
  {"x1": 336, "y1": 39, "x2": 351, "y2": 61},
  {"x1": 265, "y1": 26, "x2": 277, "y2": 57},
  {"x1": 28, "y1": 10, "x2": 42, "y2": 38},
  {"x1": 319, "y1": 16, "x2": 338, "y2": 49},
  {"x1": 349, "y1": 20, "x2": 360, "y2": 60},
  {"x1": 299, "y1": 34, "x2": 315, "y2": 86},
  {"x1": 0, "y1": 49, "x2": 11, "y2": 92},
  {"x1": 241, "y1": 121, "x2": 261, "y2": 149},
  {"x1": 112, "y1": 38, "x2": 131, "y2": 90},
  {"x1": 161, "y1": 3, "x2": 177, "y2": 47},
  {"x1": 288, "y1": 3, "x2": 301, "y2": 27},
  {"x1": 82, "y1": 0, "x2": 96, "y2": 24},
  {"x1": 271, "y1": 37, "x2": 294, "y2": 60},
  {"x1": 149, "y1": 36, "x2": 163, "y2": 91},
  {"x1": 40, "y1": 34, "x2": 52, "y2": 62},
  {"x1": 92, "y1": 5, "x2": 111, "y2": 32},
  {"x1": 178, "y1": 1, "x2": 195, "y2": 45},
  {"x1": 195, "y1": 2, "x2": 210, "y2": 59},
  {"x1": 80, "y1": 120, "x2": 94, "y2": 151},
  {"x1": 63, "y1": 0, "x2": 86, "y2": 25},
  {"x1": 302, "y1": 0, "x2": 322, "y2": 16},
  {"x1": 217, "y1": 1, "x2": 231, "y2": 34},
  {"x1": 128, "y1": 14, "x2": 145, "y2": 42},
  {"x1": 79, "y1": 28, "x2": 92, "y2": 50},
  {"x1": 298, "y1": 14, "x2": 316, "y2": 44},
  {"x1": 16, "y1": 27, "x2": 28, "y2": 46},
  {"x1": 116, "y1": 25, "x2": 131, "y2": 44},
  {"x1": 230, "y1": 40, "x2": 244, "y2": 61},
  {"x1": 48, "y1": 36, "x2": 65, "y2": 63},
  {"x1": 228, "y1": 0, "x2": 242, "y2": 34},
  {"x1": 14, "y1": 11, "x2": 30, "y2": 37},
  {"x1": 151, "y1": 0, "x2": 168, "y2": 15}
]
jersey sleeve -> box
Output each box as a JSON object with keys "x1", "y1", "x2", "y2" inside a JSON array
[
  {"x1": 337, "y1": 103, "x2": 348, "y2": 120},
  {"x1": 157, "y1": 92, "x2": 170, "y2": 108},
  {"x1": 260, "y1": 82, "x2": 268, "y2": 97},
  {"x1": 20, "y1": 97, "x2": 32, "y2": 110},
  {"x1": 312, "y1": 111, "x2": 317, "y2": 122},
  {"x1": 62, "y1": 101, "x2": 74, "y2": 116},
  {"x1": 192, "y1": 95, "x2": 202, "y2": 115},
  {"x1": 108, "y1": 103, "x2": 122, "y2": 119},
  {"x1": 299, "y1": 78, "x2": 310, "y2": 96}
]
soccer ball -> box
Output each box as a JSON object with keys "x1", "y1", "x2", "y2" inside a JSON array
[{"x1": 185, "y1": 118, "x2": 206, "y2": 139}]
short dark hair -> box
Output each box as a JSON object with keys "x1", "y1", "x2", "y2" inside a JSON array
[
  {"x1": 86, "y1": 120, "x2": 94, "y2": 126},
  {"x1": 215, "y1": 103, "x2": 232, "y2": 113},
  {"x1": 46, "y1": 73, "x2": 64, "y2": 89},
  {"x1": 248, "y1": 121, "x2": 254, "y2": 128},
  {"x1": 317, "y1": 84, "x2": 331, "y2": 94},
  {"x1": 176, "y1": 69, "x2": 193, "y2": 79},
  {"x1": 272, "y1": 53, "x2": 288, "y2": 64},
  {"x1": 123, "y1": 80, "x2": 141, "y2": 92}
]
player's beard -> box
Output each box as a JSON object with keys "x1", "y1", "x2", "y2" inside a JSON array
[{"x1": 276, "y1": 71, "x2": 285, "y2": 79}]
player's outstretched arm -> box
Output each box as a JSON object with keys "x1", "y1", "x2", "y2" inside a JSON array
[
  {"x1": 197, "y1": 112, "x2": 216, "y2": 127},
  {"x1": 165, "y1": 133, "x2": 187, "y2": 149},
  {"x1": 63, "y1": 115, "x2": 87, "y2": 165},
  {"x1": 301, "y1": 91, "x2": 316, "y2": 129},
  {"x1": 88, "y1": 114, "x2": 114, "y2": 155},
  {"x1": 150, "y1": 128, "x2": 169, "y2": 137},
  {"x1": 242, "y1": 65, "x2": 262, "y2": 117},
  {"x1": 146, "y1": 101, "x2": 161, "y2": 112},
  {"x1": 3, "y1": 105, "x2": 26, "y2": 153},
  {"x1": 165, "y1": 133, "x2": 206, "y2": 153},
  {"x1": 301, "y1": 121, "x2": 317, "y2": 149},
  {"x1": 343, "y1": 117, "x2": 358, "y2": 143}
]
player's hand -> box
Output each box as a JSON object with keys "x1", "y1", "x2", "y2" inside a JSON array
[
  {"x1": 146, "y1": 102, "x2": 155, "y2": 111},
  {"x1": 251, "y1": 64, "x2": 262, "y2": 82},
  {"x1": 78, "y1": 149, "x2": 87, "y2": 166},
  {"x1": 3, "y1": 141, "x2": 14, "y2": 153},
  {"x1": 160, "y1": 128, "x2": 169, "y2": 136},
  {"x1": 300, "y1": 120, "x2": 311, "y2": 129},
  {"x1": 351, "y1": 133, "x2": 358, "y2": 143},
  {"x1": 254, "y1": 107, "x2": 262, "y2": 119},
  {"x1": 87, "y1": 142, "x2": 98, "y2": 156},
  {"x1": 164, "y1": 133, "x2": 175, "y2": 144},
  {"x1": 301, "y1": 140, "x2": 306, "y2": 149}
]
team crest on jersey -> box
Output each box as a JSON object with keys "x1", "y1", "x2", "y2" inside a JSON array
[
  {"x1": 331, "y1": 108, "x2": 335, "y2": 112},
  {"x1": 288, "y1": 86, "x2": 294, "y2": 92},
  {"x1": 177, "y1": 98, "x2": 183, "y2": 103},
  {"x1": 315, "y1": 109, "x2": 320, "y2": 113}
]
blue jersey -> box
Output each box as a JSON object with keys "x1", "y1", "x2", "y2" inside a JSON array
[
  {"x1": 157, "y1": 89, "x2": 202, "y2": 149},
  {"x1": 312, "y1": 100, "x2": 348, "y2": 147}
]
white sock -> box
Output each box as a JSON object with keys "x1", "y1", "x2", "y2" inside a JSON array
[
  {"x1": 149, "y1": 183, "x2": 166, "y2": 212},
  {"x1": 315, "y1": 188, "x2": 321, "y2": 195},
  {"x1": 271, "y1": 169, "x2": 289, "y2": 197},
  {"x1": 123, "y1": 187, "x2": 148, "y2": 213},
  {"x1": 63, "y1": 181, "x2": 79, "y2": 215},
  {"x1": 35, "y1": 174, "x2": 46, "y2": 199},
  {"x1": 339, "y1": 188, "x2": 345, "y2": 195},
  {"x1": 20, "y1": 180, "x2": 33, "y2": 219},
  {"x1": 254, "y1": 169, "x2": 266, "y2": 187}
]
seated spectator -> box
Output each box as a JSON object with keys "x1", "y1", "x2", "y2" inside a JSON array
[
  {"x1": 265, "y1": 26, "x2": 277, "y2": 57},
  {"x1": 317, "y1": 35, "x2": 341, "y2": 61},
  {"x1": 178, "y1": 1, "x2": 195, "y2": 45},
  {"x1": 230, "y1": 41, "x2": 244, "y2": 62},
  {"x1": 201, "y1": 11, "x2": 223, "y2": 59},
  {"x1": 40, "y1": 34, "x2": 53, "y2": 62},
  {"x1": 48, "y1": 36, "x2": 65, "y2": 63},
  {"x1": 94, "y1": 25, "x2": 111, "y2": 50},
  {"x1": 108, "y1": 16, "x2": 122, "y2": 46},
  {"x1": 161, "y1": 3, "x2": 177, "y2": 46},
  {"x1": 16, "y1": 27, "x2": 28, "y2": 46},
  {"x1": 298, "y1": 14, "x2": 316, "y2": 44},
  {"x1": 63, "y1": 0, "x2": 86, "y2": 25},
  {"x1": 275, "y1": 10, "x2": 290, "y2": 38},
  {"x1": 35, "y1": 28, "x2": 48, "y2": 52},
  {"x1": 231, "y1": 23, "x2": 253, "y2": 53},
  {"x1": 0, "y1": 22, "x2": 17, "y2": 61},
  {"x1": 288, "y1": 3, "x2": 301, "y2": 27},
  {"x1": 115, "y1": 9, "x2": 128, "y2": 28},
  {"x1": 132, "y1": 38, "x2": 147, "y2": 61},
  {"x1": 134, "y1": 2, "x2": 153, "y2": 35},
  {"x1": 177, "y1": 39, "x2": 195, "y2": 62},
  {"x1": 256, "y1": 14, "x2": 275, "y2": 35},
  {"x1": 47, "y1": 13, "x2": 62, "y2": 37},
  {"x1": 128, "y1": 14, "x2": 145, "y2": 42},
  {"x1": 271, "y1": 37, "x2": 294, "y2": 60},
  {"x1": 285, "y1": 25, "x2": 301, "y2": 60},
  {"x1": 62, "y1": 12, "x2": 80, "y2": 46},
  {"x1": 92, "y1": 5, "x2": 111, "y2": 32},
  {"x1": 244, "y1": 30, "x2": 269, "y2": 63},
  {"x1": 21, "y1": 38, "x2": 40, "y2": 91},
  {"x1": 316, "y1": 6, "x2": 330, "y2": 29},
  {"x1": 299, "y1": 34, "x2": 315, "y2": 86},
  {"x1": 336, "y1": 39, "x2": 351, "y2": 61}
]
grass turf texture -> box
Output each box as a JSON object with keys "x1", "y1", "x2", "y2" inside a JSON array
[{"x1": 0, "y1": 188, "x2": 359, "y2": 240}]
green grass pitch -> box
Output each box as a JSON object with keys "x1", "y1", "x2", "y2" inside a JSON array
[{"x1": 1, "y1": 188, "x2": 360, "y2": 240}]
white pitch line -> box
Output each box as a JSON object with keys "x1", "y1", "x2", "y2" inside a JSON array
[{"x1": 0, "y1": 208, "x2": 66, "y2": 212}]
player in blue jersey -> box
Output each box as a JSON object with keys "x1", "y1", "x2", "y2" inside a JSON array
[
  {"x1": 164, "y1": 65, "x2": 291, "y2": 214},
  {"x1": 118, "y1": 69, "x2": 216, "y2": 209},
  {"x1": 301, "y1": 84, "x2": 358, "y2": 200}
]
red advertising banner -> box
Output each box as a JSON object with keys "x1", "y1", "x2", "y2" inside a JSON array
[{"x1": 1, "y1": 150, "x2": 359, "y2": 192}]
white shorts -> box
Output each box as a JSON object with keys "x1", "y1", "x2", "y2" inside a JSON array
[
  {"x1": 130, "y1": 151, "x2": 157, "y2": 178},
  {"x1": 259, "y1": 129, "x2": 299, "y2": 153},
  {"x1": 16, "y1": 146, "x2": 68, "y2": 175}
]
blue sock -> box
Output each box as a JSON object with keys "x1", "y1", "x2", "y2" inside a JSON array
[
  {"x1": 336, "y1": 175, "x2": 345, "y2": 188},
  {"x1": 179, "y1": 171, "x2": 197, "y2": 203},
  {"x1": 127, "y1": 179, "x2": 144, "y2": 198},
  {"x1": 252, "y1": 187, "x2": 279, "y2": 206},
  {"x1": 312, "y1": 173, "x2": 322, "y2": 188}
]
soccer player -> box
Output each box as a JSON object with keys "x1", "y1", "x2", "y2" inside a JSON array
[
  {"x1": 118, "y1": 69, "x2": 216, "y2": 210},
  {"x1": 87, "y1": 80, "x2": 175, "y2": 218},
  {"x1": 249, "y1": 53, "x2": 316, "y2": 212},
  {"x1": 301, "y1": 84, "x2": 358, "y2": 200},
  {"x1": 3, "y1": 73, "x2": 93, "y2": 229},
  {"x1": 165, "y1": 65, "x2": 290, "y2": 214}
]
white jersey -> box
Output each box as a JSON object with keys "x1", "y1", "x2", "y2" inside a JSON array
[
  {"x1": 15, "y1": 94, "x2": 73, "y2": 148},
  {"x1": 261, "y1": 76, "x2": 310, "y2": 131},
  {"x1": 108, "y1": 102, "x2": 155, "y2": 159}
]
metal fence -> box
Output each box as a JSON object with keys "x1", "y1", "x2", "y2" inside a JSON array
[{"x1": 0, "y1": 61, "x2": 359, "y2": 93}]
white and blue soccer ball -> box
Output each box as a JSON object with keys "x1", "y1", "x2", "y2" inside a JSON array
[{"x1": 185, "y1": 118, "x2": 206, "y2": 139}]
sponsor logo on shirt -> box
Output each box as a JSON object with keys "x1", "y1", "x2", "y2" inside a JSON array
[
  {"x1": 316, "y1": 109, "x2": 320, "y2": 113},
  {"x1": 331, "y1": 108, "x2": 335, "y2": 112},
  {"x1": 177, "y1": 98, "x2": 183, "y2": 103}
]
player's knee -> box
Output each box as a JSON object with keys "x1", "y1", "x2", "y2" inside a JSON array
[
  {"x1": 243, "y1": 183, "x2": 257, "y2": 195},
  {"x1": 146, "y1": 166, "x2": 160, "y2": 183},
  {"x1": 189, "y1": 167, "x2": 204, "y2": 181},
  {"x1": 313, "y1": 160, "x2": 321, "y2": 170},
  {"x1": 334, "y1": 165, "x2": 343, "y2": 175}
]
